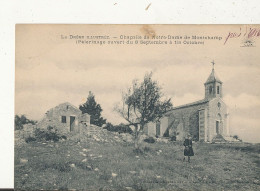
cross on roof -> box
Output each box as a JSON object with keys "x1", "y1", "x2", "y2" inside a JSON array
[{"x1": 211, "y1": 60, "x2": 215, "y2": 69}]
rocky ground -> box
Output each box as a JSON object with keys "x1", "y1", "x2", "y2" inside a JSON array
[{"x1": 15, "y1": 126, "x2": 260, "y2": 191}]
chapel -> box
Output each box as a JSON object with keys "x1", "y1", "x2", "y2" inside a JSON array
[{"x1": 144, "y1": 62, "x2": 230, "y2": 142}]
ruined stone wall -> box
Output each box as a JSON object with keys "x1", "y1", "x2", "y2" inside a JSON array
[
  {"x1": 16, "y1": 124, "x2": 36, "y2": 139},
  {"x1": 36, "y1": 103, "x2": 82, "y2": 134},
  {"x1": 160, "y1": 117, "x2": 168, "y2": 137},
  {"x1": 79, "y1": 113, "x2": 91, "y2": 126},
  {"x1": 145, "y1": 122, "x2": 156, "y2": 136}
]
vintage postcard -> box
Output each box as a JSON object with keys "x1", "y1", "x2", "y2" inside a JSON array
[{"x1": 15, "y1": 25, "x2": 260, "y2": 190}]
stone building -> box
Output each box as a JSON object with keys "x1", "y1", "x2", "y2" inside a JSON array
[
  {"x1": 144, "y1": 63, "x2": 230, "y2": 142},
  {"x1": 36, "y1": 102, "x2": 90, "y2": 133}
]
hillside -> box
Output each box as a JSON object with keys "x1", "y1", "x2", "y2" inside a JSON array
[{"x1": 15, "y1": 127, "x2": 260, "y2": 191}]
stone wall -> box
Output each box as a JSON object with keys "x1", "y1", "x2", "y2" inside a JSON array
[
  {"x1": 199, "y1": 109, "x2": 207, "y2": 141},
  {"x1": 16, "y1": 124, "x2": 36, "y2": 139},
  {"x1": 36, "y1": 102, "x2": 85, "y2": 134},
  {"x1": 160, "y1": 117, "x2": 168, "y2": 137},
  {"x1": 145, "y1": 122, "x2": 156, "y2": 136},
  {"x1": 79, "y1": 113, "x2": 91, "y2": 126},
  {"x1": 144, "y1": 98, "x2": 229, "y2": 142},
  {"x1": 208, "y1": 98, "x2": 229, "y2": 141},
  {"x1": 163, "y1": 102, "x2": 208, "y2": 140},
  {"x1": 205, "y1": 81, "x2": 223, "y2": 100}
]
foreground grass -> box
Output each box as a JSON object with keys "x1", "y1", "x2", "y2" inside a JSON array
[{"x1": 15, "y1": 137, "x2": 260, "y2": 191}]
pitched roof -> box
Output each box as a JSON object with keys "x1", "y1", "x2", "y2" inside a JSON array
[
  {"x1": 205, "y1": 69, "x2": 222, "y2": 84},
  {"x1": 48, "y1": 102, "x2": 81, "y2": 113},
  {"x1": 165, "y1": 99, "x2": 209, "y2": 115},
  {"x1": 57, "y1": 102, "x2": 80, "y2": 109},
  {"x1": 172, "y1": 99, "x2": 208, "y2": 110}
]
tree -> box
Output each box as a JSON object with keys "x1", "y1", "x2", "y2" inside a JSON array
[
  {"x1": 79, "y1": 91, "x2": 106, "y2": 127},
  {"x1": 114, "y1": 72, "x2": 173, "y2": 148},
  {"x1": 15, "y1": 114, "x2": 37, "y2": 130}
]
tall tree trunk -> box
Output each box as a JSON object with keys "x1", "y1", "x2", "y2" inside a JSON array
[
  {"x1": 134, "y1": 125, "x2": 139, "y2": 149},
  {"x1": 134, "y1": 123, "x2": 145, "y2": 149}
]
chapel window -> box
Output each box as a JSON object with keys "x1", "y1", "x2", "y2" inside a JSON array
[
  {"x1": 217, "y1": 86, "x2": 220, "y2": 94},
  {"x1": 209, "y1": 86, "x2": 213, "y2": 94},
  {"x1": 61, "y1": 116, "x2": 66, "y2": 123}
]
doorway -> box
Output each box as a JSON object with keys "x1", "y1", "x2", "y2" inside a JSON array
[
  {"x1": 216, "y1": 121, "x2": 219, "y2": 134},
  {"x1": 70, "y1": 116, "x2": 75, "y2": 132}
]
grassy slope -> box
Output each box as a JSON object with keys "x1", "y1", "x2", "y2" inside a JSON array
[{"x1": 15, "y1": 136, "x2": 260, "y2": 191}]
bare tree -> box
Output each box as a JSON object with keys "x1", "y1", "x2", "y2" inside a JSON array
[{"x1": 114, "y1": 72, "x2": 173, "y2": 148}]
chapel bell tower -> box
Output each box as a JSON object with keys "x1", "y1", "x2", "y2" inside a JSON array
[{"x1": 204, "y1": 61, "x2": 223, "y2": 100}]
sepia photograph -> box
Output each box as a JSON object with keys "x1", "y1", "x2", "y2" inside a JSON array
[{"x1": 15, "y1": 24, "x2": 260, "y2": 190}]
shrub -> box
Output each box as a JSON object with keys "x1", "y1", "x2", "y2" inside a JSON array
[
  {"x1": 61, "y1": 135, "x2": 67, "y2": 140},
  {"x1": 103, "y1": 123, "x2": 133, "y2": 134},
  {"x1": 45, "y1": 132, "x2": 60, "y2": 142},
  {"x1": 27, "y1": 126, "x2": 65, "y2": 143},
  {"x1": 103, "y1": 122, "x2": 114, "y2": 131},
  {"x1": 170, "y1": 136, "x2": 176, "y2": 141},
  {"x1": 47, "y1": 125, "x2": 54, "y2": 131},
  {"x1": 133, "y1": 148, "x2": 144, "y2": 154},
  {"x1": 144, "y1": 137, "x2": 155, "y2": 143},
  {"x1": 15, "y1": 114, "x2": 37, "y2": 130},
  {"x1": 34, "y1": 128, "x2": 47, "y2": 140},
  {"x1": 25, "y1": 136, "x2": 36, "y2": 143},
  {"x1": 143, "y1": 146, "x2": 151, "y2": 152},
  {"x1": 233, "y1": 135, "x2": 238, "y2": 139}
]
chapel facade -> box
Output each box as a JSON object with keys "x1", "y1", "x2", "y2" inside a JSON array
[{"x1": 144, "y1": 63, "x2": 230, "y2": 142}]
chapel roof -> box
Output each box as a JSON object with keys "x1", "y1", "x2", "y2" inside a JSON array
[
  {"x1": 164, "y1": 99, "x2": 209, "y2": 116},
  {"x1": 205, "y1": 68, "x2": 222, "y2": 84}
]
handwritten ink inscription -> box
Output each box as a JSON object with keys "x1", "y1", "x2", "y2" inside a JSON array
[{"x1": 224, "y1": 26, "x2": 260, "y2": 46}]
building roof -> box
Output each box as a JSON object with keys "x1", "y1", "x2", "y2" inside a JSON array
[
  {"x1": 205, "y1": 69, "x2": 222, "y2": 84},
  {"x1": 46, "y1": 102, "x2": 81, "y2": 113},
  {"x1": 165, "y1": 99, "x2": 209, "y2": 116}
]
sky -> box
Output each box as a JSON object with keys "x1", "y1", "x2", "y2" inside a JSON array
[{"x1": 15, "y1": 25, "x2": 260, "y2": 143}]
